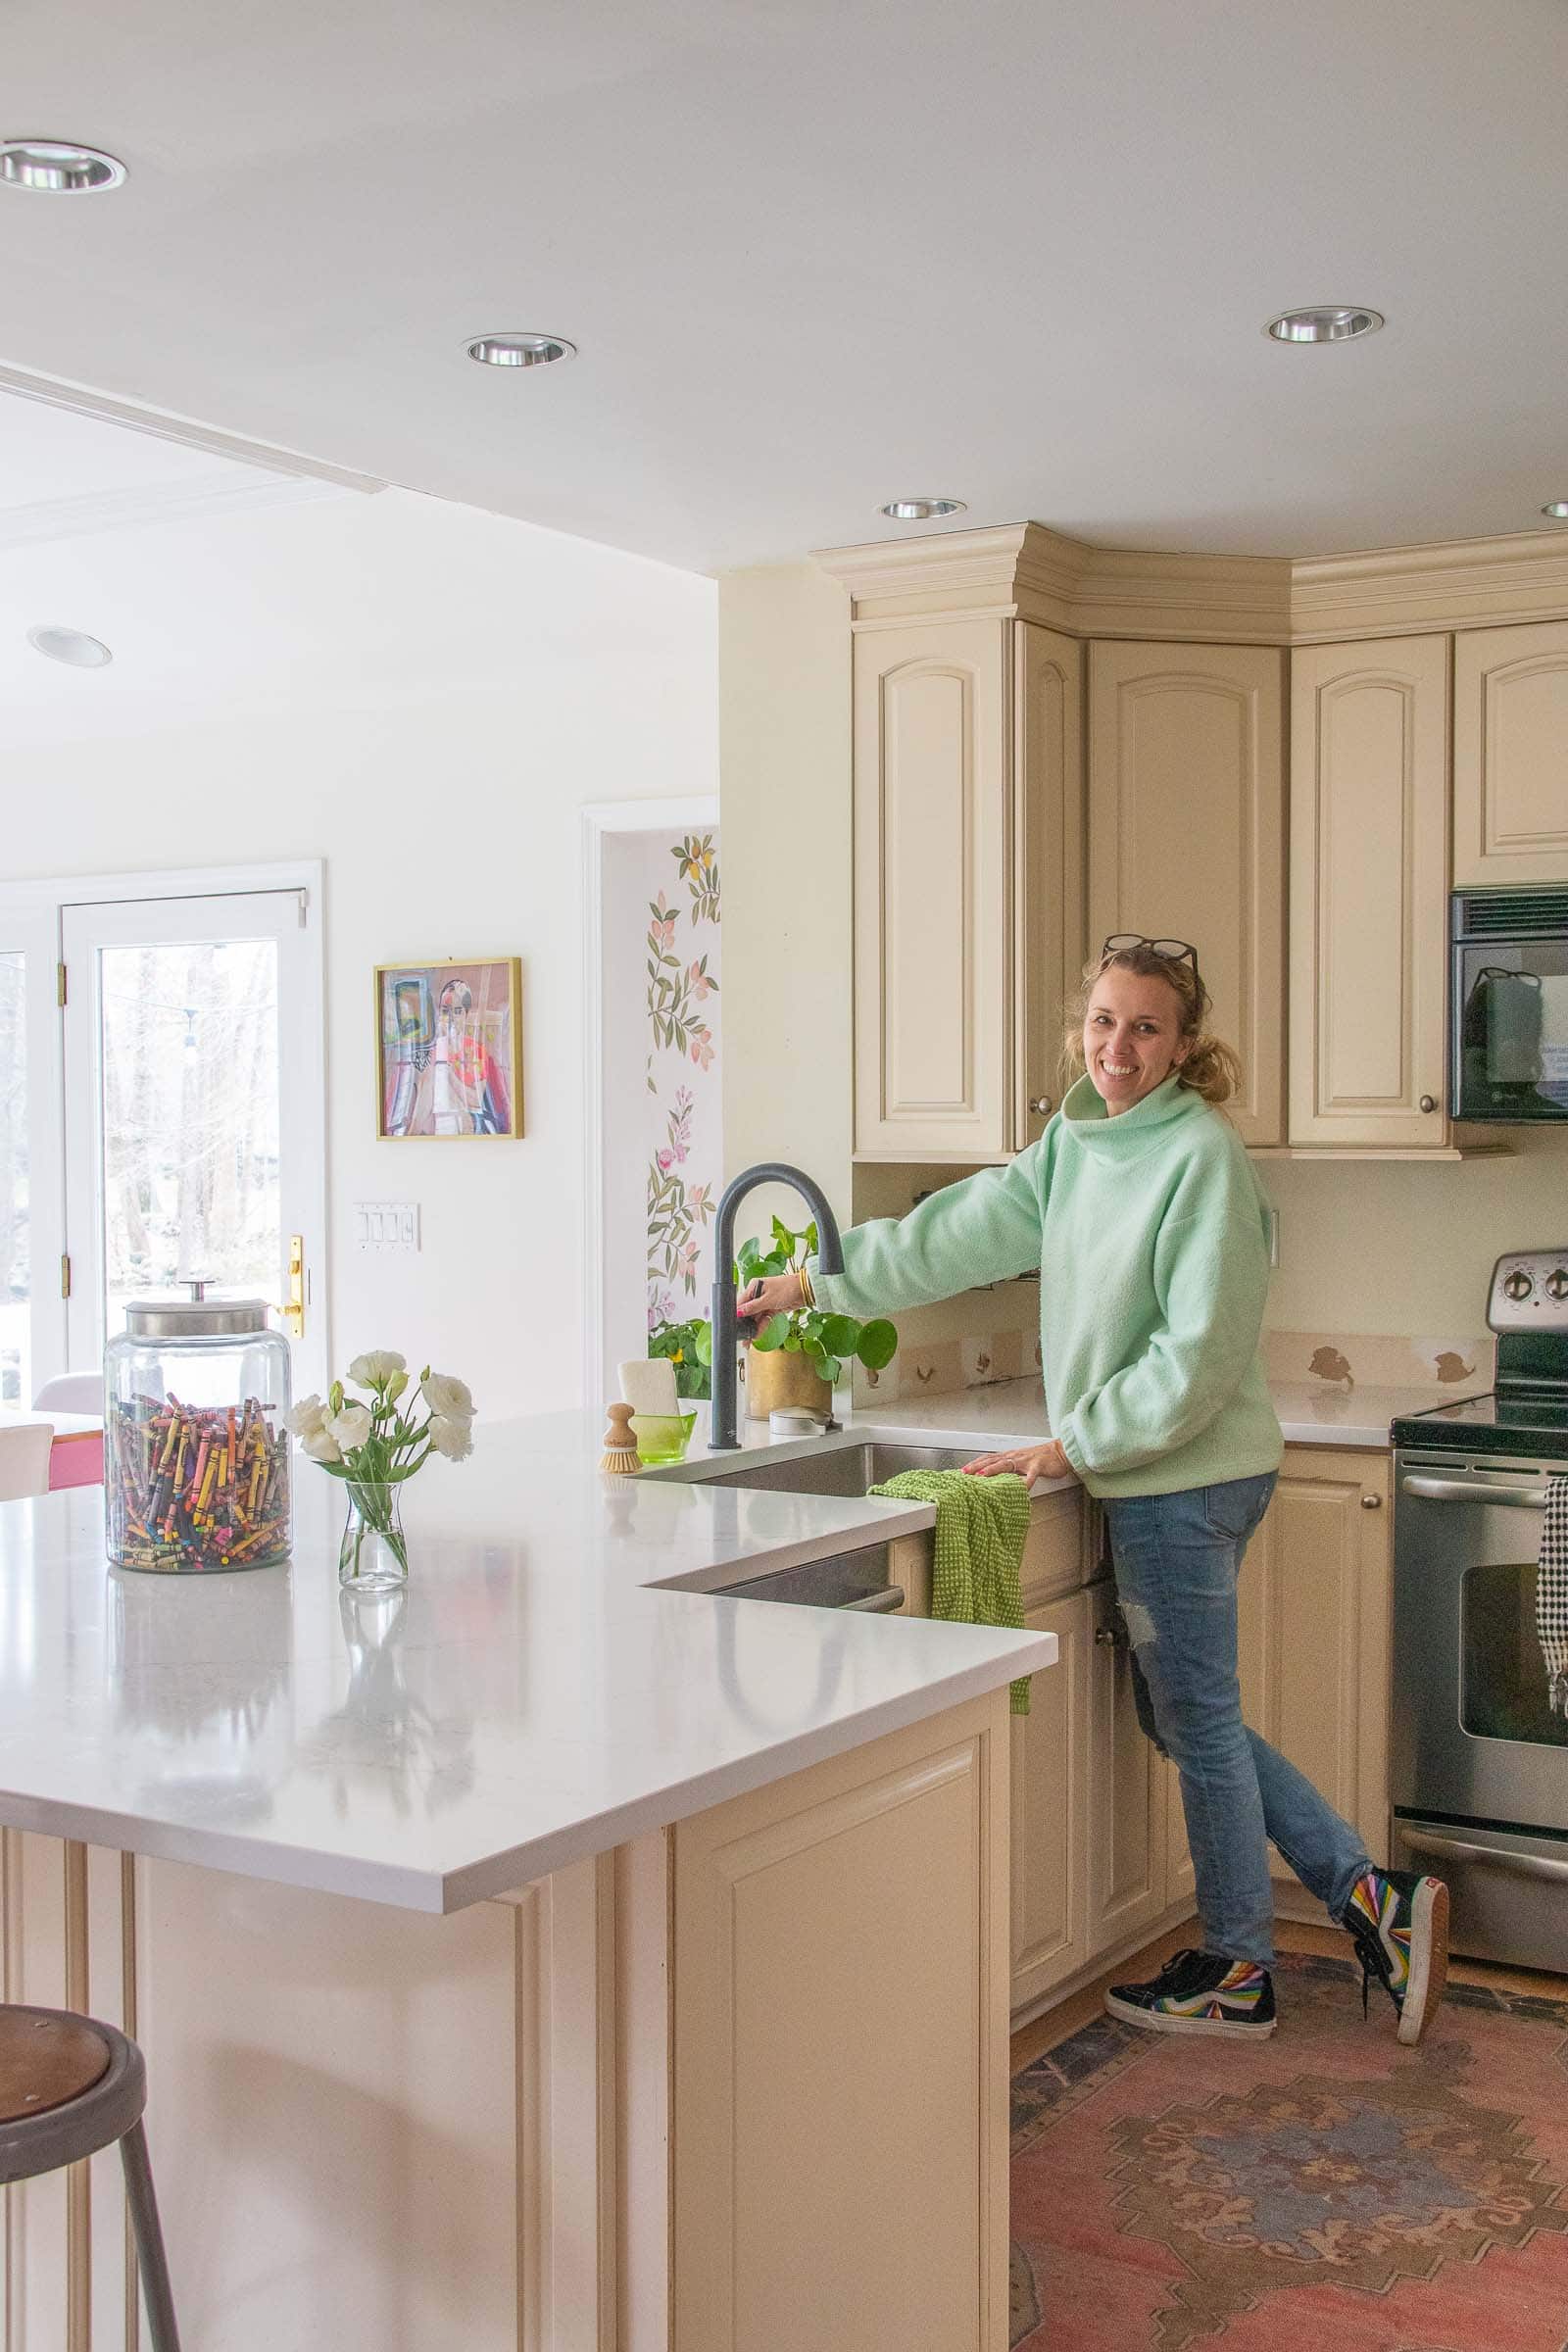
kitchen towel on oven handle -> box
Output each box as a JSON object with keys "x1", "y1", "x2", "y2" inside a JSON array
[{"x1": 1537, "y1": 1475, "x2": 1568, "y2": 1718}]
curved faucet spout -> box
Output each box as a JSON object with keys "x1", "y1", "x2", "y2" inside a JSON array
[{"x1": 709, "y1": 1163, "x2": 844, "y2": 1449}]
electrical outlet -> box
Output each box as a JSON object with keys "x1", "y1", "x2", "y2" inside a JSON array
[{"x1": 354, "y1": 1200, "x2": 421, "y2": 1252}]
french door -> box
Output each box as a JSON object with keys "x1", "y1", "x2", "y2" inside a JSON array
[{"x1": 59, "y1": 888, "x2": 326, "y2": 1396}]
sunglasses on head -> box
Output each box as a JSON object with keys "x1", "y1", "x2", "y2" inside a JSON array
[{"x1": 1100, "y1": 933, "x2": 1200, "y2": 979}]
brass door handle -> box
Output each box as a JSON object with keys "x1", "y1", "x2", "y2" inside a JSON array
[{"x1": 283, "y1": 1235, "x2": 306, "y2": 1339}]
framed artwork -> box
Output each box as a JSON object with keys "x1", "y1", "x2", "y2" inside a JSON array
[{"x1": 375, "y1": 956, "x2": 523, "y2": 1140}]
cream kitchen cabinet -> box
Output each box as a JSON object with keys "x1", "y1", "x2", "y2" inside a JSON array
[
  {"x1": 1289, "y1": 635, "x2": 1452, "y2": 1148},
  {"x1": 1010, "y1": 1586, "x2": 1093, "y2": 2011},
  {"x1": 851, "y1": 614, "x2": 1082, "y2": 1160},
  {"x1": 1088, "y1": 642, "x2": 1287, "y2": 1146},
  {"x1": 1453, "y1": 619, "x2": 1568, "y2": 886},
  {"x1": 1163, "y1": 1446, "x2": 1394, "y2": 1914}
]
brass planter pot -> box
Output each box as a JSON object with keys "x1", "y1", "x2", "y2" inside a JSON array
[{"x1": 743, "y1": 1345, "x2": 834, "y2": 1422}]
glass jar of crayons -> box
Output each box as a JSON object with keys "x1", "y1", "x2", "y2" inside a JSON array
[{"x1": 104, "y1": 1287, "x2": 292, "y2": 1574}]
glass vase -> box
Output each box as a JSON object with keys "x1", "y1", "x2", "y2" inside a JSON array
[{"x1": 338, "y1": 1479, "x2": 410, "y2": 1593}]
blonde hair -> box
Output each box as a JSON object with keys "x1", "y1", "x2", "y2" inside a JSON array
[{"x1": 1060, "y1": 943, "x2": 1244, "y2": 1108}]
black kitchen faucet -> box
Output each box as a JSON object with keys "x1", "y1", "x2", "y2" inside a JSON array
[{"x1": 708, "y1": 1164, "x2": 845, "y2": 1449}]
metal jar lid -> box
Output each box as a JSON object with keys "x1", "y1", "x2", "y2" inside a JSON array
[{"x1": 122, "y1": 1281, "x2": 271, "y2": 1340}]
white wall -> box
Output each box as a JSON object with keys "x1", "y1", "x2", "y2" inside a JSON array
[{"x1": 0, "y1": 484, "x2": 716, "y2": 1418}]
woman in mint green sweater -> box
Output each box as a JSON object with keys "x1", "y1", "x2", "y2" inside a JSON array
[{"x1": 740, "y1": 939, "x2": 1447, "y2": 2046}]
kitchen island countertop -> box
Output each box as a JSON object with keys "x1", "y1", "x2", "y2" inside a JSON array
[
  {"x1": 860, "y1": 1373, "x2": 1460, "y2": 1453},
  {"x1": 0, "y1": 1411, "x2": 1052, "y2": 1914}
]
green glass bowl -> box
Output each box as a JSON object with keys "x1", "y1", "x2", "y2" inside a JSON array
[{"x1": 631, "y1": 1410, "x2": 698, "y2": 1466}]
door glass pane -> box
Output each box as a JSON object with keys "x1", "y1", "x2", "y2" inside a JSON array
[
  {"x1": 0, "y1": 953, "x2": 27, "y2": 1402},
  {"x1": 98, "y1": 940, "x2": 280, "y2": 1339},
  {"x1": 1461, "y1": 1557, "x2": 1568, "y2": 1747}
]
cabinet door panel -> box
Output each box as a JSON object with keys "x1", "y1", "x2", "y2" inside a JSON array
[
  {"x1": 1289, "y1": 635, "x2": 1450, "y2": 1146},
  {"x1": 1086, "y1": 1580, "x2": 1165, "y2": 1954},
  {"x1": 1089, "y1": 643, "x2": 1285, "y2": 1145},
  {"x1": 1243, "y1": 1450, "x2": 1393, "y2": 1886},
  {"x1": 1011, "y1": 1588, "x2": 1091, "y2": 2011},
  {"x1": 1454, "y1": 620, "x2": 1568, "y2": 886},
  {"x1": 853, "y1": 619, "x2": 1009, "y2": 1157},
  {"x1": 1014, "y1": 623, "x2": 1084, "y2": 1149}
]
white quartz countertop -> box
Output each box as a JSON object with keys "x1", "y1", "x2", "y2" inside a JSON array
[
  {"x1": 0, "y1": 1410, "x2": 1054, "y2": 1915},
  {"x1": 865, "y1": 1374, "x2": 1452, "y2": 1453}
]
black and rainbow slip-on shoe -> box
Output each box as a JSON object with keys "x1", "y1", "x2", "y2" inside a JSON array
[
  {"x1": 1104, "y1": 1948, "x2": 1276, "y2": 2038},
  {"x1": 1342, "y1": 1866, "x2": 1449, "y2": 2045}
]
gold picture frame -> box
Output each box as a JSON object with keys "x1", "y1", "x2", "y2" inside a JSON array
[{"x1": 374, "y1": 956, "x2": 524, "y2": 1140}]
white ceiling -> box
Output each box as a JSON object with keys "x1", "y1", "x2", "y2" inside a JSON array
[{"x1": 1, "y1": 0, "x2": 1566, "y2": 574}]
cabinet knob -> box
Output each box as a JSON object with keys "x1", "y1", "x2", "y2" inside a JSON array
[
  {"x1": 1360, "y1": 1494, "x2": 1383, "y2": 1509},
  {"x1": 1419, "y1": 1094, "x2": 1438, "y2": 1114},
  {"x1": 1030, "y1": 1095, "x2": 1054, "y2": 1117},
  {"x1": 1094, "y1": 1623, "x2": 1123, "y2": 1646}
]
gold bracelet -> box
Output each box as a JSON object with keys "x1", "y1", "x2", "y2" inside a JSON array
[{"x1": 798, "y1": 1263, "x2": 815, "y2": 1309}]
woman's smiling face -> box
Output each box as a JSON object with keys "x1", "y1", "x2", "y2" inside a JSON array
[{"x1": 1082, "y1": 963, "x2": 1192, "y2": 1114}]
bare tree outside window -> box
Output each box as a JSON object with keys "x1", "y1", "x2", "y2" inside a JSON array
[{"x1": 98, "y1": 940, "x2": 280, "y2": 1336}]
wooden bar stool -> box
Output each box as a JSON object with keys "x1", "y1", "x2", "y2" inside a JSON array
[{"x1": 0, "y1": 2005, "x2": 181, "y2": 2350}]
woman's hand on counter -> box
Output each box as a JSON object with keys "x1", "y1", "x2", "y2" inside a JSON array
[
  {"x1": 737, "y1": 1273, "x2": 807, "y2": 1323},
  {"x1": 960, "y1": 1442, "x2": 1076, "y2": 1488}
]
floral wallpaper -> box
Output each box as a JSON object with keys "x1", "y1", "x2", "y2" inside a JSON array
[{"x1": 646, "y1": 831, "x2": 721, "y2": 1330}]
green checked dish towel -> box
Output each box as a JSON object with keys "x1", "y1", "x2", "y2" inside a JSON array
[{"x1": 867, "y1": 1470, "x2": 1033, "y2": 1714}]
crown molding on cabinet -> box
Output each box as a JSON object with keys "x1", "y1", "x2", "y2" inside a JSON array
[{"x1": 815, "y1": 520, "x2": 1568, "y2": 645}]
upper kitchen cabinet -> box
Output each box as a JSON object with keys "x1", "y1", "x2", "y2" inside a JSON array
[
  {"x1": 1088, "y1": 643, "x2": 1286, "y2": 1146},
  {"x1": 1289, "y1": 635, "x2": 1451, "y2": 1149},
  {"x1": 1453, "y1": 620, "x2": 1568, "y2": 887},
  {"x1": 848, "y1": 604, "x2": 1082, "y2": 1161}
]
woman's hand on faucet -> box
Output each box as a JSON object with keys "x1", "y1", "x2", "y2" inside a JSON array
[
  {"x1": 960, "y1": 1442, "x2": 1075, "y2": 1488},
  {"x1": 736, "y1": 1273, "x2": 807, "y2": 1325}
]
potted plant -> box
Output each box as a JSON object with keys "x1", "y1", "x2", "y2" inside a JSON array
[
  {"x1": 738, "y1": 1220, "x2": 898, "y2": 1419},
  {"x1": 648, "y1": 1314, "x2": 713, "y2": 1401}
]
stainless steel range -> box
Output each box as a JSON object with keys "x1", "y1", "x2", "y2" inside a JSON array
[{"x1": 1392, "y1": 1249, "x2": 1568, "y2": 1971}]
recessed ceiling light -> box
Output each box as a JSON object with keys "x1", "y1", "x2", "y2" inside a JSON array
[
  {"x1": 1265, "y1": 306, "x2": 1385, "y2": 344},
  {"x1": 465, "y1": 332, "x2": 576, "y2": 368},
  {"x1": 0, "y1": 139, "x2": 126, "y2": 194},
  {"x1": 879, "y1": 498, "x2": 967, "y2": 522},
  {"x1": 1543, "y1": 500, "x2": 1568, "y2": 520},
  {"x1": 28, "y1": 625, "x2": 113, "y2": 669}
]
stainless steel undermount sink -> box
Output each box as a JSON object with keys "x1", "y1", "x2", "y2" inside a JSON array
[
  {"x1": 665, "y1": 1439, "x2": 975, "y2": 1498},
  {"x1": 652, "y1": 1440, "x2": 975, "y2": 1610}
]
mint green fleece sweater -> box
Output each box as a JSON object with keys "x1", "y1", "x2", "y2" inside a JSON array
[{"x1": 812, "y1": 1073, "x2": 1283, "y2": 1501}]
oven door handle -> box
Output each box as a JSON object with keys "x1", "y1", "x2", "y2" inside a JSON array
[
  {"x1": 1400, "y1": 1828, "x2": 1568, "y2": 1885},
  {"x1": 1399, "y1": 1474, "x2": 1550, "y2": 1510}
]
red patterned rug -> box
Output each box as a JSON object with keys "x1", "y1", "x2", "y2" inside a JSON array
[{"x1": 1009, "y1": 1952, "x2": 1568, "y2": 2351}]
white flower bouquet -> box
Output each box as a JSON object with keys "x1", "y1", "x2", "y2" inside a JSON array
[{"x1": 287, "y1": 1352, "x2": 475, "y2": 1590}]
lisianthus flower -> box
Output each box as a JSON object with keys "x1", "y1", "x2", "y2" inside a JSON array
[
  {"x1": 427, "y1": 1414, "x2": 473, "y2": 1461},
  {"x1": 325, "y1": 1403, "x2": 372, "y2": 1452},
  {"x1": 285, "y1": 1394, "x2": 329, "y2": 1439},
  {"x1": 348, "y1": 1349, "x2": 406, "y2": 1390},
  {"x1": 421, "y1": 1372, "x2": 474, "y2": 1422}
]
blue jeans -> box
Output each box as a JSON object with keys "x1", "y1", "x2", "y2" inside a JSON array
[{"x1": 1102, "y1": 1474, "x2": 1370, "y2": 1969}]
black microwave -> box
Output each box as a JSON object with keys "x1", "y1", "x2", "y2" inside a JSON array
[{"x1": 1451, "y1": 886, "x2": 1568, "y2": 1121}]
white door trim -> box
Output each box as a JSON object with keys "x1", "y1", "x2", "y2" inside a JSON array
[{"x1": 580, "y1": 801, "x2": 719, "y2": 1409}]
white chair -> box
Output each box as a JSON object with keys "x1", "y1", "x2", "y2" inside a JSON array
[
  {"x1": 31, "y1": 1374, "x2": 104, "y2": 1415},
  {"x1": 0, "y1": 1424, "x2": 54, "y2": 1502}
]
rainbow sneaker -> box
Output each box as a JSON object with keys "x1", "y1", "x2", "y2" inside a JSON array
[
  {"x1": 1104, "y1": 1949, "x2": 1276, "y2": 2038},
  {"x1": 1342, "y1": 1866, "x2": 1448, "y2": 2045}
]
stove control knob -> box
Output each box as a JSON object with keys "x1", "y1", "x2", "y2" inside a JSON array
[
  {"x1": 1503, "y1": 1269, "x2": 1535, "y2": 1301},
  {"x1": 1545, "y1": 1268, "x2": 1568, "y2": 1302}
]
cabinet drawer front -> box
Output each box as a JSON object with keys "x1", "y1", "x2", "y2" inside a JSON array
[{"x1": 854, "y1": 620, "x2": 1010, "y2": 1157}]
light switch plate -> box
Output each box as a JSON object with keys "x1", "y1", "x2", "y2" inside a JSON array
[{"x1": 354, "y1": 1200, "x2": 421, "y2": 1252}]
